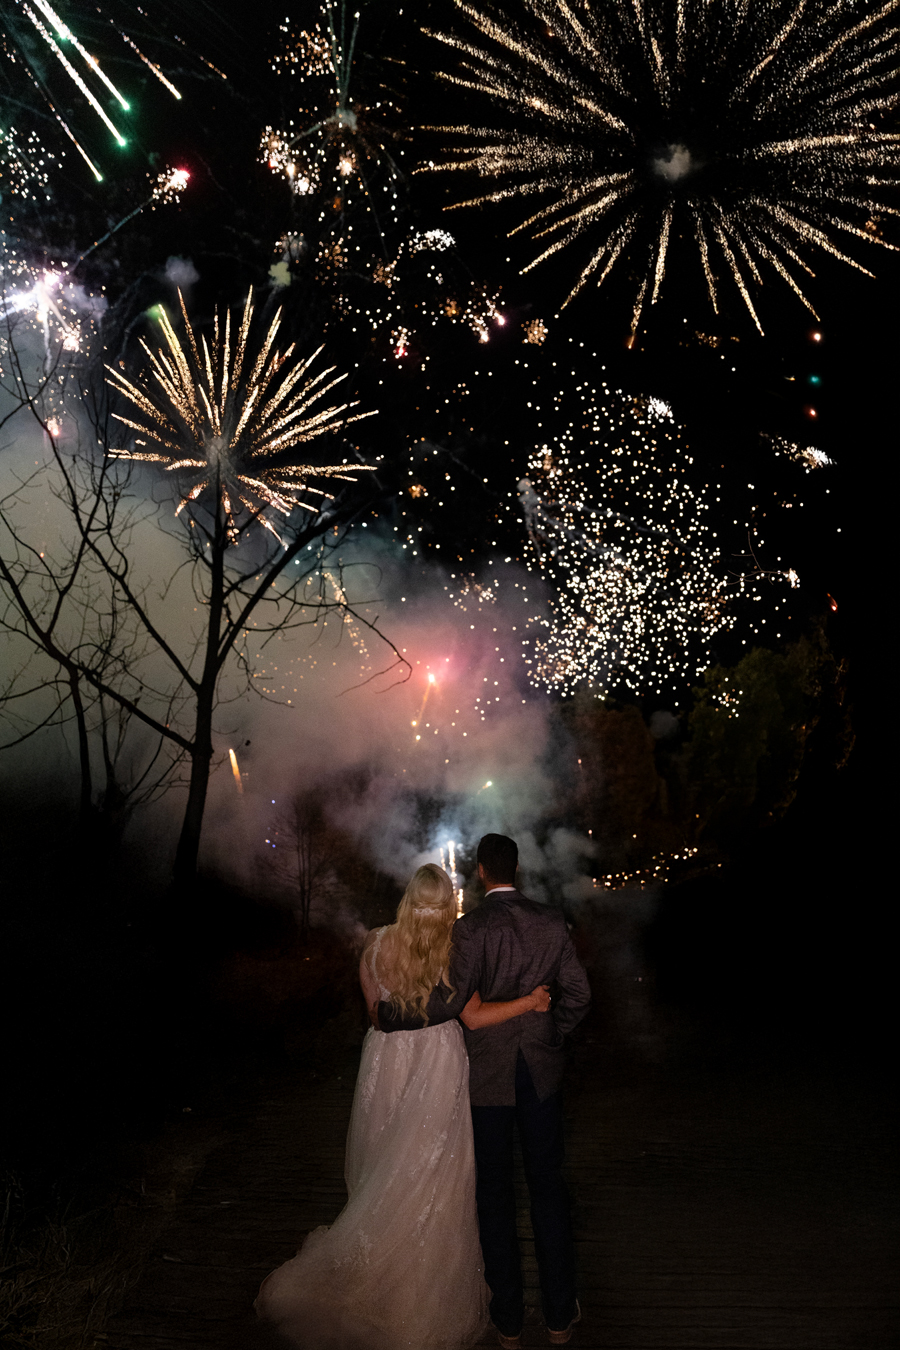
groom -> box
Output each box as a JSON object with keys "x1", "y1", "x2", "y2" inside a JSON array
[{"x1": 451, "y1": 833, "x2": 591, "y2": 1349}]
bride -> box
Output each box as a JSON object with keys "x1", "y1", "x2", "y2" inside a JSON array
[{"x1": 255, "y1": 863, "x2": 550, "y2": 1350}]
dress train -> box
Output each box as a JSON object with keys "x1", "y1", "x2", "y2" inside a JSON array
[{"x1": 256, "y1": 1019, "x2": 489, "y2": 1349}]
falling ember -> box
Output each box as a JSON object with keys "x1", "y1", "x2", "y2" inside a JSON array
[
  {"x1": 116, "y1": 29, "x2": 182, "y2": 98},
  {"x1": 412, "y1": 671, "x2": 438, "y2": 734},
  {"x1": 229, "y1": 748, "x2": 243, "y2": 795}
]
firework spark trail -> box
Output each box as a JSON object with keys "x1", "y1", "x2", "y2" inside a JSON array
[
  {"x1": 0, "y1": 269, "x2": 74, "y2": 339},
  {"x1": 72, "y1": 167, "x2": 191, "y2": 270},
  {"x1": 5, "y1": 2, "x2": 208, "y2": 184},
  {"x1": 115, "y1": 28, "x2": 182, "y2": 99},
  {"x1": 439, "y1": 838, "x2": 465, "y2": 914},
  {"x1": 423, "y1": 0, "x2": 900, "y2": 333},
  {"x1": 0, "y1": 169, "x2": 187, "y2": 362},
  {"x1": 22, "y1": 3, "x2": 127, "y2": 145},
  {"x1": 0, "y1": 260, "x2": 102, "y2": 363},
  {"x1": 262, "y1": 7, "x2": 506, "y2": 360},
  {"x1": 764, "y1": 435, "x2": 834, "y2": 470},
  {"x1": 30, "y1": 0, "x2": 130, "y2": 109},
  {"x1": 105, "y1": 290, "x2": 375, "y2": 543},
  {"x1": 412, "y1": 671, "x2": 437, "y2": 735},
  {"x1": 7, "y1": 58, "x2": 104, "y2": 180}
]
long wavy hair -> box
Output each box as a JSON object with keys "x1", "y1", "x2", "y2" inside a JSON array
[{"x1": 385, "y1": 864, "x2": 457, "y2": 1024}]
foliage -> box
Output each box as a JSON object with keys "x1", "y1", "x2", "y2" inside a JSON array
[
  {"x1": 262, "y1": 789, "x2": 342, "y2": 934},
  {"x1": 0, "y1": 1182, "x2": 136, "y2": 1349},
  {"x1": 559, "y1": 623, "x2": 852, "y2": 871},
  {"x1": 562, "y1": 693, "x2": 678, "y2": 870},
  {"x1": 686, "y1": 626, "x2": 851, "y2": 839}
]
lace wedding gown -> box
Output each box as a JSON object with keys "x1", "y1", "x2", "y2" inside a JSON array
[{"x1": 255, "y1": 928, "x2": 490, "y2": 1350}]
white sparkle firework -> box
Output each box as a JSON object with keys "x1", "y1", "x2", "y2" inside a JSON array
[
  {"x1": 520, "y1": 384, "x2": 759, "y2": 697},
  {"x1": 105, "y1": 290, "x2": 375, "y2": 544},
  {"x1": 0, "y1": 255, "x2": 102, "y2": 357},
  {"x1": 425, "y1": 0, "x2": 900, "y2": 334},
  {"x1": 765, "y1": 433, "x2": 835, "y2": 470},
  {"x1": 150, "y1": 166, "x2": 190, "y2": 206},
  {"x1": 0, "y1": 125, "x2": 63, "y2": 202}
]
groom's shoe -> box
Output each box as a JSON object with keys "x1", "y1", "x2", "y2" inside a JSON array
[
  {"x1": 496, "y1": 1331, "x2": 523, "y2": 1349},
  {"x1": 546, "y1": 1300, "x2": 581, "y2": 1345}
]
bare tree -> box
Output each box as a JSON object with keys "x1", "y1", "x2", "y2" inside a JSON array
[
  {"x1": 0, "y1": 418, "x2": 179, "y2": 837},
  {"x1": 1, "y1": 308, "x2": 180, "y2": 835},
  {"x1": 0, "y1": 292, "x2": 407, "y2": 886},
  {"x1": 264, "y1": 790, "x2": 341, "y2": 934}
]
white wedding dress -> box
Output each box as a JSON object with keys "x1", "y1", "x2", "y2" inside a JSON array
[{"x1": 255, "y1": 928, "x2": 490, "y2": 1350}]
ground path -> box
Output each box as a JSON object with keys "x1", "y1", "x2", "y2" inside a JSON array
[{"x1": 106, "y1": 1017, "x2": 896, "y2": 1350}]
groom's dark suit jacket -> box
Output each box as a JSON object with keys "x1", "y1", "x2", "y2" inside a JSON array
[{"x1": 450, "y1": 889, "x2": 591, "y2": 1107}]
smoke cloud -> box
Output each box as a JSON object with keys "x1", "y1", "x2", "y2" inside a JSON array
[{"x1": 199, "y1": 533, "x2": 596, "y2": 906}]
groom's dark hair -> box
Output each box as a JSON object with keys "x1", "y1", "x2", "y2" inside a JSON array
[{"x1": 477, "y1": 833, "x2": 518, "y2": 884}]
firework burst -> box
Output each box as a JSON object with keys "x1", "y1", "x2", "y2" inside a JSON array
[
  {"x1": 519, "y1": 384, "x2": 790, "y2": 698},
  {"x1": 2, "y1": 1, "x2": 224, "y2": 187},
  {"x1": 261, "y1": 1, "x2": 403, "y2": 231},
  {"x1": 424, "y1": 0, "x2": 900, "y2": 334},
  {"x1": 106, "y1": 290, "x2": 375, "y2": 544}
]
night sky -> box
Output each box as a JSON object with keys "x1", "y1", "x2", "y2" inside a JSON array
[
  {"x1": 1, "y1": 7, "x2": 895, "y2": 1344},
  {"x1": 2, "y1": 0, "x2": 893, "y2": 891}
]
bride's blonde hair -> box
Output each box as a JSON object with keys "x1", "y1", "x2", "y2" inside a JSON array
[{"x1": 386, "y1": 864, "x2": 457, "y2": 1024}]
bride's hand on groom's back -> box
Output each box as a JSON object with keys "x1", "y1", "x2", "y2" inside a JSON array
[{"x1": 528, "y1": 985, "x2": 552, "y2": 1013}]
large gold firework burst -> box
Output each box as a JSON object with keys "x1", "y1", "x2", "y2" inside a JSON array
[
  {"x1": 424, "y1": 0, "x2": 900, "y2": 334},
  {"x1": 106, "y1": 290, "x2": 374, "y2": 543}
]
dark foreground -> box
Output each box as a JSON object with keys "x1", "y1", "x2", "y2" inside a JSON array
[{"x1": 105, "y1": 979, "x2": 897, "y2": 1348}]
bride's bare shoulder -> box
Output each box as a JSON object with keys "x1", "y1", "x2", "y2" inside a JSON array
[{"x1": 362, "y1": 924, "x2": 391, "y2": 951}]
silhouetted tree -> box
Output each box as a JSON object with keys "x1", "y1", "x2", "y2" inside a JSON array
[
  {"x1": 0, "y1": 298, "x2": 407, "y2": 883},
  {"x1": 264, "y1": 790, "x2": 342, "y2": 934},
  {"x1": 686, "y1": 628, "x2": 852, "y2": 840}
]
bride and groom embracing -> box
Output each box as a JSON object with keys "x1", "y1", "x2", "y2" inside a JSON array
[{"x1": 256, "y1": 832, "x2": 592, "y2": 1350}]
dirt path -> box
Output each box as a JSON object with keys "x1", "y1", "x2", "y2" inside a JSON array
[{"x1": 105, "y1": 1031, "x2": 896, "y2": 1350}]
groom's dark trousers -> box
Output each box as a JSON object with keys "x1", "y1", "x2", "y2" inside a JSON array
[
  {"x1": 471, "y1": 1051, "x2": 575, "y2": 1334},
  {"x1": 451, "y1": 888, "x2": 591, "y2": 1338}
]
